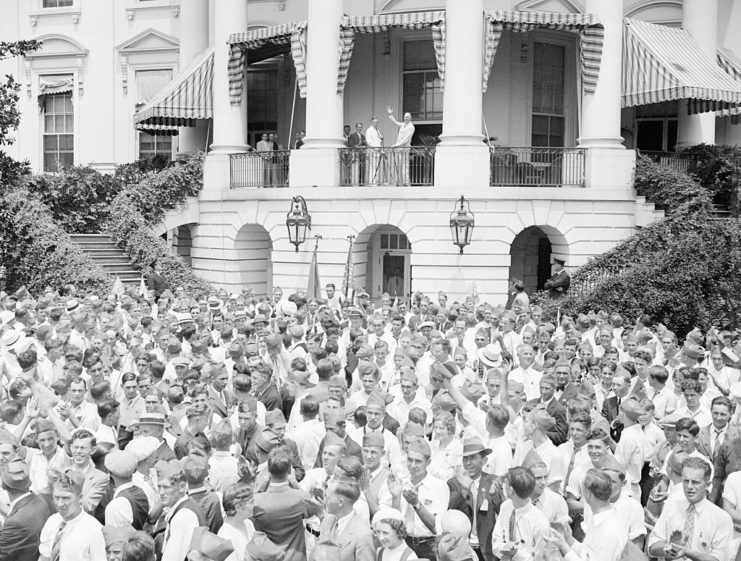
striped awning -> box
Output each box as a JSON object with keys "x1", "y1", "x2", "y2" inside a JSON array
[
  {"x1": 622, "y1": 18, "x2": 741, "y2": 114},
  {"x1": 134, "y1": 48, "x2": 213, "y2": 130},
  {"x1": 717, "y1": 48, "x2": 741, "y2": 116},
  {"x1": 228, "y1": 22, "x2": 307, "y2": 104},
  {"x1": 484, "y1": 11, "x2": 604, "y2": 94},
  {"x1": 338, "y1": 11, "x2": 446, "y2": 95}
]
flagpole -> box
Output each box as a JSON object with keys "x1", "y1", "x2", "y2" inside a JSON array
[{"x1": 343, "y1": 234, "x2": 356, "y2": 301}]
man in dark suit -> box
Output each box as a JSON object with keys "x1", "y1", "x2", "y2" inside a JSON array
[
  {"x1": 0, "y1": 458, "x2": 51, "y2": 561},
  {"x1": 601, "y1": 370, "x2": 631, "y2": 442},
  {"x1": 346, "y1": 122, "x2": 367, "y2": 185},
  {"x1": 528, "y1": 373, "x2": 569, "y2": 446},
  {"x1": 543, "y1": 258, "x2": 570, "y2": 298},
  {"x1": 253, "y1": 447, "x2": 319, "y2": 561},
  {"x1": 265, "y1": 409, "x2": 305, "y2": 482},
  {"x1": 447, "y1": 436, "x2": 502, "y2": 561},
  {"x1": 207, "y1": 363, "x2": 235, "y2": 419},
  {"x1": 697, "y1": 396, "x2": 736, "y2": 463}
]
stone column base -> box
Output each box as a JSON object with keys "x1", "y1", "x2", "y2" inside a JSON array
[
  {"x1": 585, "y1": 148, "x2": 636, "y2": 190},
  {"x1": 289, "y1": 148, "x2": 340, "y2": 187},
  {"x1": 434, "y1": 144, "x2": 490, "y2": 188}
]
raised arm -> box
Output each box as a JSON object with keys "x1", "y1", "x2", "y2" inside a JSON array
[{"x1": 387, "y1": 106, "x2": 402, "y2": 127}]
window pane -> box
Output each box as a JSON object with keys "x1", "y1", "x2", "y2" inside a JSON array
[
  {"x1": 55, "y1": 115, "x2": 65, "y2": 131},
  {"x1": 60, "y1": 134, "x2": 74, "y2": 150},
  {"x1": 404, "y1": 40, "x2": 436, "y2": 71},
  {"x1": 381, "y1": 234, "x2": 388, "y2": 249},
  {"x1": 43, "y1": 135, "x2": 57, "y2": 150},
  {"x1": 44, "y1": 154, "x2": 57, "y2": 171},
  {"x1": 59, "y1": 152, "x2": 74, "y2": 168},
  {"x1": 135, "y1": 69, "x2": 173, "y2": 105},
  {"x1": 403, "y1": 74, "x2": 425, "y2": 119},
  {"x1": 390, "y1": 235, "x2": 398, "y2": 250},
  {"x1": 44, "y1": 115, "x2": 54, "y2": 132}
]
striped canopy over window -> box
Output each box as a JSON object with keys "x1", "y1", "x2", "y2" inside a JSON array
[
  {"x1": 484, "y1": 10, "x2": 604, "y2": 95},
  {"x1": 337, "y1": 11, "x2": 446, "y2": 95},
  {"x1": 622, "y1": 18, "x2": 741, "y2": 115},
  {"x1": 228, "y1": 22, "x2": 307, "y2": 104},
  {"x1": 133, "y1": 48, "x2": 214, "y2": 135}
]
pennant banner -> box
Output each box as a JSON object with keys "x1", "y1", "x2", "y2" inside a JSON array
[{"x1": 307, "y1": 237, "x2": 322, "y2": 300}]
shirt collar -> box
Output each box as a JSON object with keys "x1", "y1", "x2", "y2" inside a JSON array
[{"x1": 8, "y1": 492, "x2": 32, "y2": 513}]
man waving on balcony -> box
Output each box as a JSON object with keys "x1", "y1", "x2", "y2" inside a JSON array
[{"x1": 387, "y1": 107, "x2": 415, "y2": 186}]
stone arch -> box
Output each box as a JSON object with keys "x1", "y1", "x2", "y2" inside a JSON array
[
  {"x1": 508, "y1": 225, "x2": 569, "y2": 294},
  {"x1": 234, "y1": 224, "x2": 273, "y2": 298},
  {"x1": 353, "y1": 224, "x2": 412, "y2": 300}
]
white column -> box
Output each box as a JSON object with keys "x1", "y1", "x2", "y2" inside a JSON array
[
  {"x1": 289, "y1": 0, "x2": 344, "y2": 187},
  {"x1": 579, "y1": 0, "x2": 624, "y2": 148},
  {"x1": 676, "y1": 0, "x2": 718, "y2": 149},
  {"x1": 203, "y1": 0, "x2": 248, "y2": 190},
  {"x1": 178, "y1": 0, "x2": 209, "y2": 155},
  {"x1": 434, "y1": 0, "x2": 489, "y2": 187}
]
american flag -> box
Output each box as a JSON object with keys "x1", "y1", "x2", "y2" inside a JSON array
[{"x1": 342, "y1": 235, "x2": 355, "y2": 300}]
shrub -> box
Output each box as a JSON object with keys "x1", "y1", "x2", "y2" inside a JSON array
[
  {"x1": 533, "y1": 204, "x2": 741, "y2": 337},
  {"x1": 22, "y1": 166, "x2": 120, "y2": 233},
  {"x1": 683, "y1": 143, "x2": 741, "y2": 212},
  {"x1": 116, "y1": 152, "x2": 204, "y2": 224},
  {"x1": 103, "y1": 194, "x2": 211, "y2": 294},
  {"x1": 0, "y1": 191, "x2": 111, "y2": 294},
  {"x1": 634, "y1": 156, "x2": 712, "y2": 214}
]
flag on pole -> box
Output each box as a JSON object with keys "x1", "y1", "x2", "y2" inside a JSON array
[
  {"x1": 139, "y1": 275, "x2": 147, "y2": 298},
  {"x1": 341, "y1": 236, "x2": 355, "y2": 301},
  {"x1": 307, "y1": 237, "x2": 322, "y2": 300}
]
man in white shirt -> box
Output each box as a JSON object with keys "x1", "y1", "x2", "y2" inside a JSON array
[
  {"x1": 349, "y1": 393, "x2": 402, "y2": 473},
  {"x1": 509, "y1": 345, "x2": 542, "y2": 402},
  {"x1": 386, "y1": 371, "x2": 432, "y2": 426},
  {"x1": 38, "y1": 469, "x2": 107, "y2": 561},
  {"x1": 386, "y1": 108, "x2": 414, "y2": 185},
  {"x1": 614, "y1": 398, "x2": 647, "y2": 500},
  {"x1": 156, "y1": 458, "x2": 204, "y2": 561},
  {"x1": 649, "y1": 457, "x2": 733, "y2": 561},
  {"x1": 492, "y1": 466, "x2": 550, "y2": 561},
  {"x1": 545, "y1": 468, "x2": 629, "y2": 561},
  {"x1": 287, "y1": 395, "x2": 325, "y2": 472},
  {"x1": 378, "y1": 438, "x2": 449, "y2": 560}
]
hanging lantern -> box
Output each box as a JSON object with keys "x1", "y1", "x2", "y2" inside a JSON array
[
  {"x1": 286, "y1": 195, "x2": 311, "y2": 252},
  {"x1": 449, "y1": 195, "x2": 475, "y2": 254}
]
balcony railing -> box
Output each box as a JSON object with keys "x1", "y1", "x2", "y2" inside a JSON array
[
  {"x1": 230, "y1": 150, "x2": 290, "y2": 188},
  {"x1": 339, "y1": 146, "x2": 435, "y2": 186},
  {"x1": 638, "y1": 150, "x2": 694, "y2": 174},
  {"x1": 489, "y1": 147, "x2": 586, "y2": 187}
]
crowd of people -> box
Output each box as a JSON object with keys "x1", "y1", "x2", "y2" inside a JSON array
[{"x1": 0, "y1": 279, "x2": 740, "y2": 561}]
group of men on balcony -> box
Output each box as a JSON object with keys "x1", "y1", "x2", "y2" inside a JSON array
[{"x1": 341, "y1": 109, "x2": 415, "y2": 186}]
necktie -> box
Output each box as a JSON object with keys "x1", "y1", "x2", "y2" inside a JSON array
[
  {"x1": 51, "y1": 520, "x2": 66, "y2": 561},
  {"x1": 714, "y1": 430, "x2": 723, "y2": 455},
  {"x1": 508, "y1": 510, "x2": 518, "y2": 543},
  {"x1": 683, "y1": 503, "x2": 696, "y2": 548},
  {"x1": 562, "y1": 448, "x2": 579, "y2": 494}
]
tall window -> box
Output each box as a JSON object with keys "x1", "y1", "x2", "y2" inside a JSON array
[
  {"x1": 403, "y1": 40, "x2": 442, "y2": 121},
  {"x1": 531, "y1": 42, "x2": 566, "y2": 147},
  {"x1": 43, "y1": 93, "x2": 74, "y2": 171},
  {"x1": 135, "y1": 69, "x2": 174, "y2": 160},
  {"x1": 43, "y1": 0, "x2": 73, "y2": 7},
  {"x1": 247, "y1": 67, "x2": 278, "y2": 145}
]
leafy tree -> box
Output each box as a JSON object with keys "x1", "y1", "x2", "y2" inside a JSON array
[
  {"x1": 0, "y1": 40, "x2": 40, "y2": 185},
  {"x1": 534, "y1": 159, "x2": 741, "y2": 337}
]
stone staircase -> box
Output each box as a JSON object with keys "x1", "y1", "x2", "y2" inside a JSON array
[{"x1": 69, "y1": 234, "x2": 141, "y2": 286}]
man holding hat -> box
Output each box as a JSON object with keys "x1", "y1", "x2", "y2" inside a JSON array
[
  {"x1": 447, "y1": 435, "x2": 500, "y2": 561},
  {"x1": 379, "y1": 437, "x2": 449, "y2": 559},
  {"x1": 104, "y1": 450, "x2": 150, "y2": 530},
  {"x1": 0, "y1": 457, "x2": 50, "y2": 561}
]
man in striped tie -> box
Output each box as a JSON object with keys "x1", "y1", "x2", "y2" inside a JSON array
[{"x1": 38, "y1": 469, "x2": 106, "y2": 561}]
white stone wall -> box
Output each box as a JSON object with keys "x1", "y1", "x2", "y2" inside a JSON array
[{"x1": 162, "y1": 185, "x2": 662, "y2": 303}]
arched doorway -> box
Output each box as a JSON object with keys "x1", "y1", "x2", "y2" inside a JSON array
[
  {"x1": 172, "y1": 224, "x2": 193, "y2": 267},
  {"x1": 234, "y1": 224, "x2": 273, "y2": 298},
  {"x1": 354, "y1": 225, "x2": 412, "y2": 300},
  {"x1": 508, "y1": 226, "x2": 568, "y2": 294}
]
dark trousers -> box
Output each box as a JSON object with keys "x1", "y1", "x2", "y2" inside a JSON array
[{"x1": 405, "y1": 535, "x2": 436, "y2": 560}]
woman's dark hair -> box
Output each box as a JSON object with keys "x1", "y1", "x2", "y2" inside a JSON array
[{"x1": 377, "y1": 518, "x2": 407, "y2": 540}]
